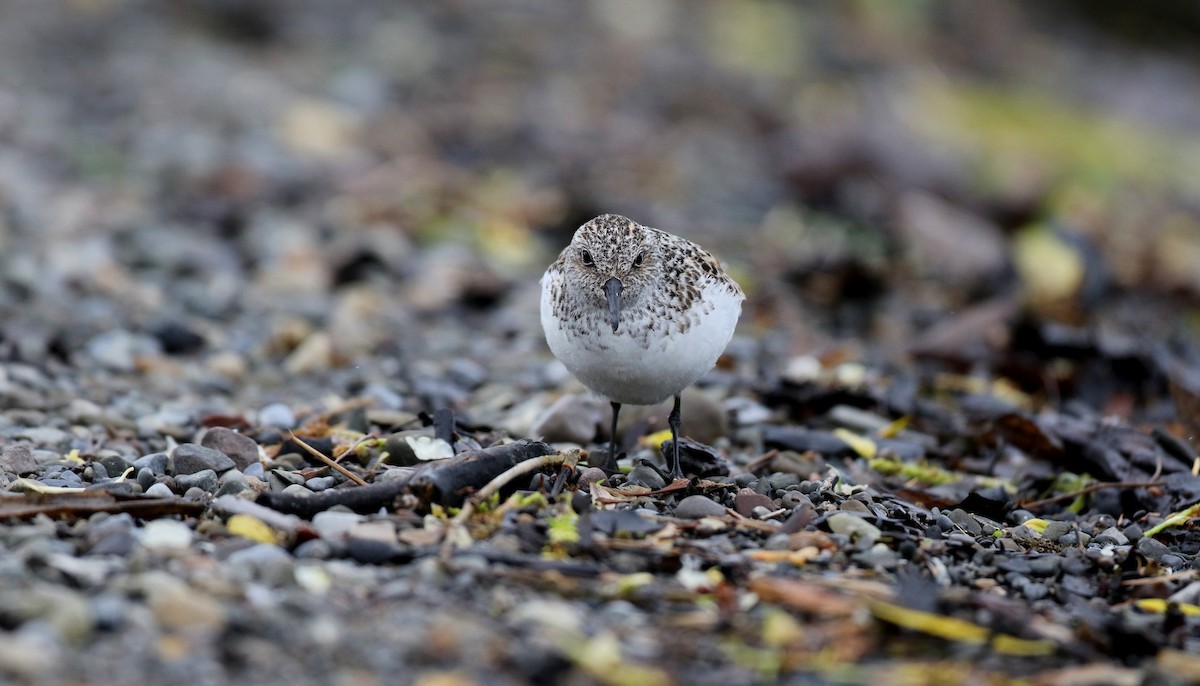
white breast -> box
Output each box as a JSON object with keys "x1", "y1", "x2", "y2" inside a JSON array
[{"x1": 541, "y1": 275, "x2": 742, "y2": 406}]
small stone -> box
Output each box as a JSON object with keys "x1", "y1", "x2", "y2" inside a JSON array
[
  {"x1": 826, "y1": 513, "x2": 881, "y2": 547},
  {"x1": 98, "y1": 454, "x2": 135, "y2": 480},
  {"x1": 839, "y1": 499, "x2": 870, "y2": 514},
  {"x1": 1041, "y1": 520, "x2": 1073, "y2": 541},
  {"x1": 577, "y1": 467, "x2": 608, "y2": 489},
  {"x1": 172, "y1": 444, "x2": 235, "y2": 475},
  {"x1": 779, "y1": 491, "x2": 812, "y2": 510},
  {"x1": 1160, "y1": 553, "x2": 1186, "y2": 568},
  {"x1": 346, "y1": 521, "x2": 404, "y2": 564},
  {"x1": 1137, "y1": 537, "x2": 1170, "y2": 563},
  {"x1": 176, "y1": 469, "x2": 218, "y2": 493},
  {"x1": 947, "y1": 509, "x2": 983, "y2": 536},
  {"x1": 144, "y1": 483, "x2": 174, "y2": 498},
  {"x1": 259, "y1": 403, "x2": 296, "y2": 429},
  {"x1": 626, "y1": 464, "x2": 666, "y2": 490},
  {"x1": 0, "y1": 445, "x2": 39, "y2": 476},
  {"x1": 1029, "y1": 554, "x2": 1063, "y2": 577},
  {"x1": 1094, "y1": 527, "x2": 1129, "y2": 547},
  {"x1": 139, "y1": 519, "x2": 194, "y2": 552},
  {"x1": 306, "y1": 476, "x2": 336, "y2": 492},
  {"x1": 674, "y1": 495, "x2": 726, "y2": 519},
  {"x1": 141, "y1": 572, "x2": 226, "y2": 633},
  {"x1": 312, "y1": 510, "x2": 365, "y2": 541},
  {"x1": 133, "y1": 452, "x2": 168, "y2": 475},
  {"x1": 200, "y1": 427, "x2": 260, "y2": 470},
  {"x1": 529, "y1": 394, "x2": 605, "y2": 445},
  {"x1": 734, "y1": 488, "x2": 775, "y2": 517},
  {"x1": 293, "y1": 539, "x2": 334, "y2": 559}
]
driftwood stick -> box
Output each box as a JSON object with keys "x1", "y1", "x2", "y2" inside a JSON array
[{"x1": 257, "y1": 440, "x2": 556, "y2": 518}]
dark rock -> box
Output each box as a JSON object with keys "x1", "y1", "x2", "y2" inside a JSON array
[
  {"x1": 172, "y1": 444, "x2": 235, "y2": 475},
  {"x1": 626, "y1": 464, "x2": 666, "y2": 490},
  {"x1": 674, "y1": 495, "x2": 726, "y2": 519},
  {"x1": 200, "y1": 427, "x2": 260, "y2": 470},
  {"x1": 582, "y1": 510, "x2": 663, "y2": 537},
  {"x1": 176, "y1": 469, "x2": 219, "y2": 493},
  {"x1": 99, "y1": 454, "x2": 135, "y2": 480},
  {"x1": 761, "y1": 427, "x2": 854, "y2": 456},
  {"x1": 133, "y1": 452, "x2": 169, "y2": 475},
  {"x1": 734, "y1": 488, "x2": 775, "y2": 517},
  {"x1": 1137, "y1": 537, "x2": 1170, "y2": 563}
]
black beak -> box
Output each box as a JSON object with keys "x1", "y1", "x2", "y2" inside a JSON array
[{"x1": 603, "y1": 277, "x2": 622, "y2": 333}]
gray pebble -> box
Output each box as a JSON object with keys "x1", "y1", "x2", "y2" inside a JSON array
[
  {"x1": 143, "y1": 482, "x2": 174, "y2": 498},
  {"x1": 259, "y1": 403, "x2": 296, "y2": 429},
  {"x1": 1094, "y1": 527, "x2": 1129, "y2": 547},
  {"x1": 200, "y1": 427, "x2": 260, "y2": 470},
  {"x1": 626, "y1": 464, "x2": 666, "y2": 490},
  {"x1": 1028, "y1": 555, "x2": 1062, "y2": 577},
  {"x1": 133, "y1": 452, "x2": 168, "y2": 475},
  {"x1": 306, "y1": 476, "x2": 336, "y2": 492},
  {"x1": 176, "y1": 469, "x2": 218, "y2": 493},
  {"x1": 1137, "y1": 536, "x2": 1170, "y2": 563},
  {"x1": 172, "y1": 443, "x2": 235, "y2": 475},
  {"x1": 293, "y1": 539, "x2": 334, "y2": 559},
  {"x1": 674, "y1": 495, "x2": 726, "y2": 519},
  {"x1": 1, "y1": 445, "x2": 39, "y2": 476},
  {"x1": 827, "y1": 513, "x2": 881, "y2": 547},
  {"x1": 1161, "y1": 553, "x2": 1186, "y2": 568},
  {"x1": 780, "y1": 491, "x2": 812, "y2": 510},
  {"x1": 947, "y1": 509, "x2": 983, "y2": 536}
]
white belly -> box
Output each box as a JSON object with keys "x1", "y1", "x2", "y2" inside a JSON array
[{"x1": 541, "y1": 279, "x2": 741, "y2": 406}]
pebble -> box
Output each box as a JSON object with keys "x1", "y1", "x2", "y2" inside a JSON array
[
  {"x1": 259, "y1": 403, "x2": 296, "y2": 429},
  {"x1": 734, "y1": 488, "x2": 775, "y2": 517},
  {"x1": 1094, "y1": 527, "x2": 1129, "y2": 547},
  {"x1": 141, "y1": 571, "x2": 226, "y2": 633},
  {"x1": 947, "y1": 509, "x2": 982, "y2": 536},
  {"x1": 138, "y1": 519, "x2": 194, "y2": 551},
  {"x1": 144, "y1": 483, "x2": 174, "y2": 498},
  {"x1": 1137, "y1": 537, "x2": 1170, "y2": 563},
  {"x1": 626, "y1": 464, "x2": 666, "y2": 490},
  {"x1": 133, "y1": 452, "x2": 168, "y2": 475},
  {"x1": 176, "y1": 469, "x2": 218, "y2": 493},
  {"x1": 200, "y1": 427, "x2": 260, "y2": 470},
  {"x1": 674, "y1": 495, "x2": 726, "y2": 519},
  {"x1": 577, "y1": 467, "x2": 608, "y2": 489},
  {"x1": 312, "y1": 510, "x2": 365, "y2": 541},
  {"x1": 529, "y1": 394, "x2": 605, "y2": 445},
  {"x1": 827, "y1": 513, "x2": 881, "y2": 547},
  {"x1": 0, "y1": 445, "x2": 39, "y2": 476},
  {"x1": 172, "y1": 443, "x2": 235, "y2": 475}
]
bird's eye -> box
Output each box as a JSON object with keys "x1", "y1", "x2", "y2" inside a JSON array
[
  {"x1": 632, "y1": 251, "x2": 645, "y2": 268},
  {"x1": 579, "y1": 249, "x2": 594, "y2": 266}
]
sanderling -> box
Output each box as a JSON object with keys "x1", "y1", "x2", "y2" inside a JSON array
[{"x1": 540, "y1": 214, "x2": 744, "y2": 479}]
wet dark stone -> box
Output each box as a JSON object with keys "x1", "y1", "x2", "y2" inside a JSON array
[
  {"x1": 1028, "y1": 555, "x2": 1062, "y2": 577},
  {"x1": 1136, "y1": 537, "x2": 1170, "y2": 563},
  {"x1": 151, "y1": 321, "x2": 206, "y2": 354}
]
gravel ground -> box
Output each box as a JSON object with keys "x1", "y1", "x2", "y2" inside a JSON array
[{"x1": 2, "y1": 3, "x2": 1200, "y2": 685}]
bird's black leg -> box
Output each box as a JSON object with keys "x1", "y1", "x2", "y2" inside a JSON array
[
  {"x1": 668, "y1": 394, "x2": 683, "y2": 480},
  {"x1": 603, "y1": 401, "x2": 622, "y2": 474}
]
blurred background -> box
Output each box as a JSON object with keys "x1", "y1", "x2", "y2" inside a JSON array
[{"x1": 1, "y1": 0, "x2": 1199, "y2": 423}]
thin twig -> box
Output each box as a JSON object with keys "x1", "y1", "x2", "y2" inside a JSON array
[
  {"x1": 439, "y1": 451, "x2": 577, "y2": 564},
  {"x1": 288, "y1": 431, "x2": 370, "y2": 487},
  {"x1": 1019, "y1": 480, "x2": 1165, "y2": 510}
]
